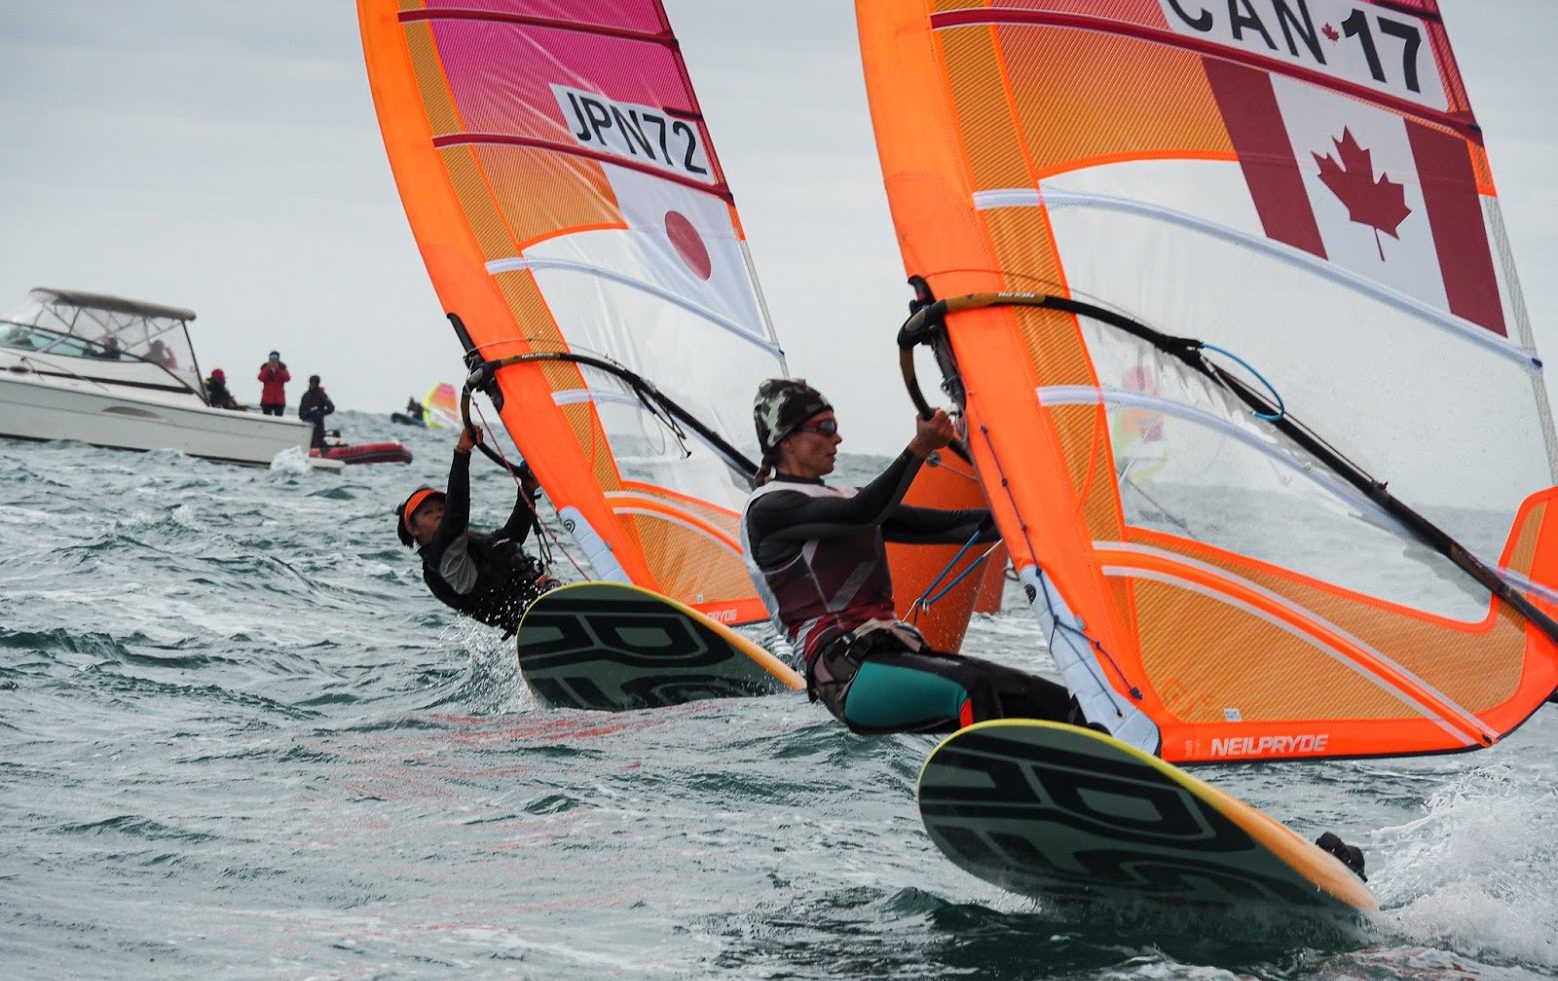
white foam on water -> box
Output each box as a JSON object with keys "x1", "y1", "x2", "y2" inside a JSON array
[
  {"x1": 1375, "y1": 761, "x2": 1558, "y2": 968},
  {"x1": 268, "y1": 446, "x2": 313, "y2": 475}
]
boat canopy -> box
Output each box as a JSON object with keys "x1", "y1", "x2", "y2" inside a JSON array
[
  {"x1": 33, "y1": 288, "x2": 196, "y2": 324},
  {"x1": 3, "y1": 288, "x2": 204, "y2": 398}
]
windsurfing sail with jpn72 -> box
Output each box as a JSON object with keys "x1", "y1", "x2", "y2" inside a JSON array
[
  {"x1": 358, "y1": 0, "x2": 993, "y2": 650},
  {"x1": 358, "y1": 0, "x2": 789, "y2": 625},
  {"x1": 859, "y1": 0, "x2": 1558, "y2": 763}
]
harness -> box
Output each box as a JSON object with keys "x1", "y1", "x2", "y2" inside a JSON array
[{"x1": 806, "y1": 618, "x2": 930, "y2": 718}]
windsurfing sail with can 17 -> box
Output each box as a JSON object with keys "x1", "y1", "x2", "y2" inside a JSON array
[
  {"x1": 858, "y1": 0, "x2": 1558, "y2": 763},
  {"x1": 357, "y1": 0, "x2": 993, "y2": 648}
]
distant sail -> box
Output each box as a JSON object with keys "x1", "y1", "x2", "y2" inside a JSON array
[
  {"x1": 422, "y1": 382, "x2": 458, "y2": 430},
  {"x1": 360, "y1": 0, "x2": 790, "y2": 624},
  {"x1": 859, "y1": 0, "x2": 1558, "y2": 761}
]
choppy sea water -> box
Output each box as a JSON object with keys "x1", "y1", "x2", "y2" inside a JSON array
[{"x1": 3, "y1": 411, "x2": 1556, "y2": 979}]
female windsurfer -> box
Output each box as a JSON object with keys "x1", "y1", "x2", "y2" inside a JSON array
[
  {"x1": 741, "y1": 379, "x2": 1075, "y2": 734},
  {"x1": 396, "y1": 426, "x2": 557, "y2": 637}
]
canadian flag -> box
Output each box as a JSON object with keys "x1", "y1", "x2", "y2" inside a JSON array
[{"x1": 1205, "y1": 59, "x2": 1505, "y2": 337}]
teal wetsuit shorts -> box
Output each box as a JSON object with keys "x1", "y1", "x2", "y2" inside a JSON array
[{"x1": 810, "y1": 632, "x2": 1073, "y2": 735}]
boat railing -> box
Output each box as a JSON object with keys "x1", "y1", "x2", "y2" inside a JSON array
[
  {"x1": 4, "y1": 350, "x2": 119, "y2": 396},
  {"x1": 2, "y1": 321, "x2": 205, "y2": 401}
]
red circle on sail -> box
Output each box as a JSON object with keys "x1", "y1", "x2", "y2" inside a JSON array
[{"x1": 664, "y1": 210, "x2": 712, "y2": 280}]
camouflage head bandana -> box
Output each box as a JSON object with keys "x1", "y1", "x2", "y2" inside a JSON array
[{"x1": 753, "y1": 378, "x2": 832, "y2": 454}]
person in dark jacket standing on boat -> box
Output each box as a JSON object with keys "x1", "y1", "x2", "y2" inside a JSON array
[
  {"x1": 740, "y1": 378, "x2": 1076, "y2": 735},
  {"x1": 205, "y1": 368, "x2": 243, "y2": 410},
  {"x1": 297, "y1": 375, "x2": 335, "y2": 450},
  {"x1": 396, "y1": 425, "x2": 557, "y2": 637},
  {"x1": 257, "y1": 351, "x2": 290, "y2": 416}
]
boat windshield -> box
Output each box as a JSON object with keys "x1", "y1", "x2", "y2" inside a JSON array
[{"x1": 2, "y1": 288, "x2": 203, "y2": 394}]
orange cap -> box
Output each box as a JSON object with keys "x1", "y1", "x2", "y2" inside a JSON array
[{"x1": 401, "y1": 488, "x2": 443, "y2": 532}]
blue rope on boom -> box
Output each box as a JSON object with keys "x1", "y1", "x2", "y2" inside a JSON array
[
  {"x1": 924, "y1": 546, "x2": 994, "y2": 607},
  {"x1": 911, "y1": 528, "x2": 985, "y2": 611},
  {"x1": 1201, "y1": 343, "x2": 1285, "y2": 421}
]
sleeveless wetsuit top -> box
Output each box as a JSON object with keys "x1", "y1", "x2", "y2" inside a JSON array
[
  {"x1": 741, "y1": 479, "x2": 896, "y2": 664},
  {"x1": 741, "y1": 449, "x2": 998, "y2": 666}
]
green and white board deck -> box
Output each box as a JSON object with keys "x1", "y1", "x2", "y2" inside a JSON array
[
  {"x1": 919, "y1": 720, "x2": 1376, "y2": 911},
  {"x1": 515, "y1": 581, "x2": 803, "y2": 711}
]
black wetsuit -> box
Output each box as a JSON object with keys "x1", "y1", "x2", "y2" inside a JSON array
[
  {"x1": 419, "y1": 451, "x2": 553, "y2": 637},
  {"x1": 206, "y1": 377, "x2": 240, "y2": 410},
  {"x1": 742, "y1": 448, "x2": 1072, "y2": 734},
  {"x1": 298, "y1": 387, "x2": 335, "y2": 450}
]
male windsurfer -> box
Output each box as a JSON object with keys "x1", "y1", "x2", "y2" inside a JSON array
[
  {"x1": 740, "y1": 379, "x2": 1075, "y2": 734},
  {"x1": 396, "y1": 426, "x2": 557, "y2": 637}
]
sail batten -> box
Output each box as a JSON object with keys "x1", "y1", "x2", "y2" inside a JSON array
[
  {"x1": 437, "y1": 134, "x2": 735, "y2": 200},
  {"x1": 927, "y1": 8, "x2": 1479, "y2": 138},
  {"x1": 399, "y1": 7, "x2": 674, "y2": 45},
  {"x1": 483, "y1": 256, "x2": 782, "y2": 352},
  {"x1": 1102, "y1": 568, "x2": 1484, "y2": 747},
  {"x1": 981, "y1": 187, "x2": 1543, "y2": 367}
]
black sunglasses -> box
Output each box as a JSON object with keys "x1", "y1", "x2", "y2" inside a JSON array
[{"x1": 794, "y1": 419, "x2": 839, "y2": 437}]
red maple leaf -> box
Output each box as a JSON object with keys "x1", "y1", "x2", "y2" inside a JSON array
[
  {"x1": 1313, "y1": 128, "x2": 1411, "y2": 261},
  {"x1": 1322, "y1": 22, "x2": 1339, "y2": 41}
]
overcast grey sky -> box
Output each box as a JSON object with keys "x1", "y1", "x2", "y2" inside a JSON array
[{"x1": 1, "y1": 2, "x2": 1553, "y2": 454}]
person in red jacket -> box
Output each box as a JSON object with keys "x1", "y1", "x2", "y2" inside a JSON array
[{"x1": 257, "y1": 351, "x2": 290, "y2": 416}]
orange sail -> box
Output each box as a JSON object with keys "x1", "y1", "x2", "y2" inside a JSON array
[
  {"x1": 858, "y1": 0, "x2": 1558, "y2": 762},
  {"x1": 360, "y1": 0, "x2": 791, "y2": 624},
  {"x1": 359, "y1": 0, "x2": 987, "y2": 651}
]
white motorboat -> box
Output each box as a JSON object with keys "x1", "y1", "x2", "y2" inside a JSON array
[{"x1": 0, "y1": 287, "x2": 313, "y2": 466}]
